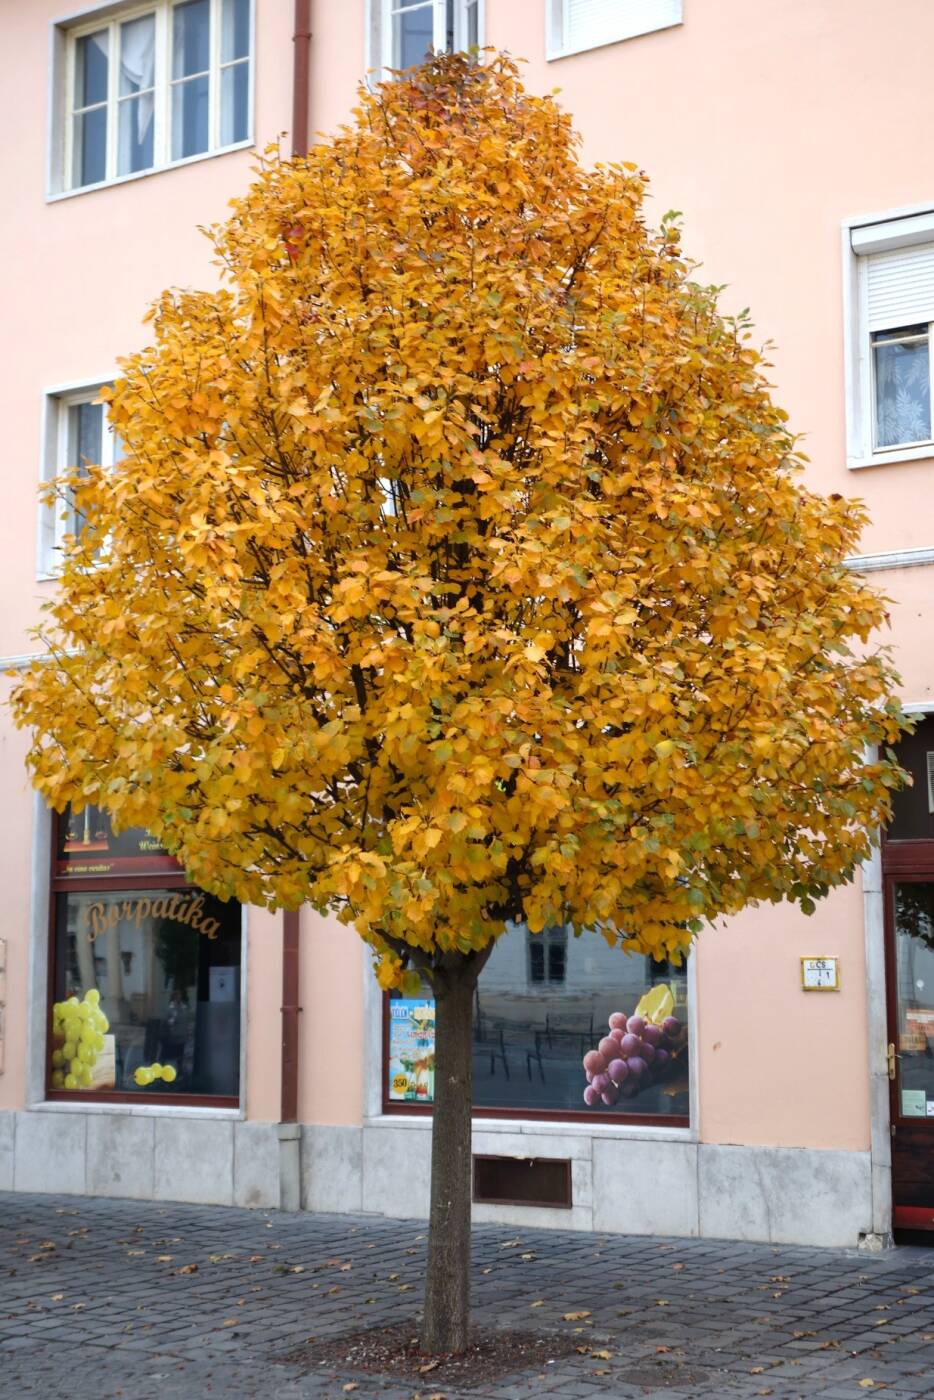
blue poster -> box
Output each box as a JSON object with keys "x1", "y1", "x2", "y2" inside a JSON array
[{"x1": 388, "y1": 998, "x2": 435, "y2": 1102}]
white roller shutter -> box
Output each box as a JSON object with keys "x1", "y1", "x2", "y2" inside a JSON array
[
  {"x1": 864, "y1": 243, "x2": 934, "y2": 332},
  {"x1": 562, "y1": 0, "x2": 682, "y2": 55}
]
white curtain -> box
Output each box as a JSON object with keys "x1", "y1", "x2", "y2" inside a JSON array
[{"x1": 119, "y1": 14, "x2": 155, "y2": 149}]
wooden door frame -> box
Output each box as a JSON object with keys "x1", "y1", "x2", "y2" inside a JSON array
[
  {"x1": 881, "y1": 841, "x2": 934, "y2": 1230},
  {"x1": 862, "y1": 705, "x2": 934, "y2": 1243}
]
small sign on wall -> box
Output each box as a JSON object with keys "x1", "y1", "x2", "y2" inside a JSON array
[{"x1": 801, "y1": 956, "x2": 840, "y2": 991}]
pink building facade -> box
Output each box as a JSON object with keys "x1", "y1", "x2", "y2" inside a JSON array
[{"x1": 1, "y1": 0, "x2": 933, "y2": 1244}]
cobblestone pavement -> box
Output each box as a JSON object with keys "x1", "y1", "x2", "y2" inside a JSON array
[{"x1": 1, "y1": 1194, "x2": 933, "y2": 1400}]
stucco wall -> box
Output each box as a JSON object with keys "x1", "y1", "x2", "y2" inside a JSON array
[{"x1": 0, "y1": 0, "x2": 931, "y2": 1173}]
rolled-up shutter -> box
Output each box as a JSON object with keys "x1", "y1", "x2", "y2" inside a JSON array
[
  {"x1": 564, "y1": 0, "x2": 682, "y2": 53},
  {"x1": 864, "y1": 242, "x2": 934, "y2": 332}
]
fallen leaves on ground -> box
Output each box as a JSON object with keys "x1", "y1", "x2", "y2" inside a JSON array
[{"x1": 562, "y1": 1311, "x2": 590, "y2": 1321}]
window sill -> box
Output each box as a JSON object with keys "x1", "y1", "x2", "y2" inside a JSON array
[
  {"x1": 547, "y1": 17, "x2": 682, "y2": 60},
  {"x1": 28, "y1": 1099, "x2": 243, "y2": 1119},
  {"x1": 845, "y1": 545, "x2": 934, "y2": 573},
  {"x1": 365, "y1": 1113, "x2": 695, "y2": 1142},
  {"x1": 46, "y1": 137, "x2": 253, "y2": 203},
  {"x1": 848, "y1": 444, "x2": 934, "y2": 470}
]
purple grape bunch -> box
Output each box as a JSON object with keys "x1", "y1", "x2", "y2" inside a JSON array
[{"x1": 582, "y1": 1011, "x2": 682, "y2": 1107}]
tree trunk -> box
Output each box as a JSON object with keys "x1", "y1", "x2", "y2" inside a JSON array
[{"x1": 420, "y1": 954, "x2": 479, "y2": 1355}]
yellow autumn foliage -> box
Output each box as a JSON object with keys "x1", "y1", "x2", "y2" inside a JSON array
[{"x1": 11, "y1": 55, "x2": 907, "y2": 982}]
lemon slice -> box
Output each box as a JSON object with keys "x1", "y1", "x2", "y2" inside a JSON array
[{"x1": 634, "y1": 983, "x2": 674, "y2": 1025}]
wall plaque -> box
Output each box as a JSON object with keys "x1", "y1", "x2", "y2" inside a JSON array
[{"x1": 801, "y1": 956, "x2": 840, "y2": 991}]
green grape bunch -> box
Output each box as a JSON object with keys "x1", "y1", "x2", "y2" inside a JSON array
[
  {"x1": 50, "y1": 988, "x2": 108, "y2": 1090},
  {"x1": 134, "y1": 1062, "x2": 177, "y2": 1087}
]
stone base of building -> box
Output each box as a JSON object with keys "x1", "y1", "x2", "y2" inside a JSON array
[{"x1": 0, "y1": 1110, "x2": 872, "y2": 1248}]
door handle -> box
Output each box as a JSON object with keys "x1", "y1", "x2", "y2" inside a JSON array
[{"x1": 886, "y1": 1043, "x2": 897, "y2": 1081}]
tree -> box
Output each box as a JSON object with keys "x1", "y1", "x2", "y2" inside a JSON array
[{"x1": 12, "y1": 53, "x2": 907, "y2": 1353}]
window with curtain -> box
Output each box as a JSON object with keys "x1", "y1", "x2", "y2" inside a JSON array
[
  {"x1": 371, "y1": 0, "x2": 483, "y2": 79},
  {"x1": 872, "y1": 324, "x2": 931, "y2": 450},
  {"x1": 862, "y1": 240, "x2": 934, "y2": 452},
  {"x1": 40, "y1": 385, "x2": 123, "y2": 577},
  {"x1": 847, "y1": 213, "x2": 934, "y2": 465},
  {"x1": 62, "y1": 0, "x2": 251, "y2": 192}
]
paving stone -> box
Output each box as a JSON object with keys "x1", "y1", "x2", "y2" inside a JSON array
[{"x1": 1, "y1": 1191, "x2": 933, "y2": 1398}]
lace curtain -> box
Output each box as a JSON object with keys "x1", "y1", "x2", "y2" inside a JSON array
[{"x1": 874, "y1": 332, "x2": 931, "y2": 449}]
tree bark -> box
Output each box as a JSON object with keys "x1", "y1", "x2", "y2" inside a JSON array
[{"x1": 420, "y1": 953, "x2": 481, "y2": 1355}]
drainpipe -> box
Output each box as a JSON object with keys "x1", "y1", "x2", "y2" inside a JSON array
[
  {"x1": 278, "y1": 909, "x2": 302, "y2": 1209},
  {"x1": 292, "y1": 0, "x2": 312, "y2": 158},
  {"x1": 277, "y1": 0, "x2": 313, "y2": 1212}
]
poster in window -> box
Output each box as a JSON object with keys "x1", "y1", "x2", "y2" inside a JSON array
[
  {"x1": 388, "y1": 998, "x2": 435, "y2": 1103},
  {"x1": 56, "y1": 803, "x2": 181, "y2": 877}
]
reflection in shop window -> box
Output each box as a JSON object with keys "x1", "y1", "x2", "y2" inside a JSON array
[
  {"x1": 387, "y1": 923, "x2": 689, "y2": 1119},
  {"x1": 894, "y1": 883, "x2": 934, "y2": 1118},
  {"x1": 527, "y1": 925, "x2": 567, "y2": 985}
]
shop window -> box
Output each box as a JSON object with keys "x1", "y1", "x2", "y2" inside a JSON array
[
  {"x1": 52, "y1": 0, "x2": 252, "y2": 196},
  {"x1": 546, "y1": 0, "x2": 683, "y2": 60},
  {"x1": 47, "y1": 805, "x2": 241, "y2": 1105},
  {"x1": 885, "y1": 713, "x2": 934, "y2": 842},
  {"x1": 385, "y1": 924, "x2": 689, "y2": 1122}
]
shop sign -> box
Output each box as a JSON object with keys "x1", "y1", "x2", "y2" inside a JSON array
[{"x1": 81, "y1": 892, "x2": 221, "y2": 941}]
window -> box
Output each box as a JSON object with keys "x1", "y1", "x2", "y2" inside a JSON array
[
  {"x1": 845, "y1": 209, "x2": 934, "y2": 467},
  {"x1": 39, "y1": 384, "x2": 121, "y2": 577},
  {"x1": 369, "y1": 0, "x2": 483, "y2": 80},
  {"x1": 528, "y1": 925, "x2": 567, "y2": 985},
  {"x1": 56, "y1": 0, "x2": 251, "y2": 194},
  {"x1": 886, "y1": 714, "x2": 934, "y2": 842},
  {"x1": 47, "y1": 805, "x2": 241, "y2": 1104},
  {"x1": 385, "y1": 924, "x2": 690, "y2": 1122},
  {"x1": 546, "y1": 0, "x2": 683, "y2": 60}
]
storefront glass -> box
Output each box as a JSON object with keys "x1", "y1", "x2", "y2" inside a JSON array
[
  {"x1": 894, "y1": 882, "x2": 934, "y2": 1118},
  {"x1": 386, "y1": 924, "x2": 690, "y2": 1121},
  {"x1": 48, "y1": 807, "x2": 241, "y2": 1104}
]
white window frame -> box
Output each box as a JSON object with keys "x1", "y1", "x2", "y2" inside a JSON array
[
  {"x1": 39, "y1": 379, "x2": 120, "y2": 579},
  {"x1": 546, "y1": 0, "x2": 683, "y2": 61},
  {"x1": 843, "y1": 202, "x2": 934, "y2": 470},
  {"x1": 48, "y1": 0, "x2": 255, "y2": 200},
  {"x1": 366, "y1": 0, "x2": 485, "y2": 84}
]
